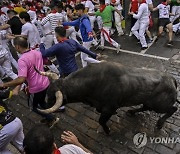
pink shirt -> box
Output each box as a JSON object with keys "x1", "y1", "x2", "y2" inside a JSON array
[{"x1": 18, "y1": 50, "x2": 50, "y2": 93}]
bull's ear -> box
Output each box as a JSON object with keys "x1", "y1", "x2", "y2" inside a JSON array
[{"x1": 34, "y1": 66, "x2": 59, "y2": 80}]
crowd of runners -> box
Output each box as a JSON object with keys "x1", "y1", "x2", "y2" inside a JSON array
[{"x1": 0, "y1": 0, "x2": 179, "y2": 153}]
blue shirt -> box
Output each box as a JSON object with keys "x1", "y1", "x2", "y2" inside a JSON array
[
  {"x1": 40, "y1": 39, "x2": 97, "y2": 75},
  {"x1": 62, "y1": 15, "x2": 93, "y2": 42}
]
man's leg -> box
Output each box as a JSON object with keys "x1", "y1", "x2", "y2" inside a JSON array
[
  {"x1": 114, "y1": 11, "x2": 124, "y2": 35},
  {"x1": 139, "y1": 22, "x2": 148, "y2": 48},
  {"x1": 11, "y1": 118, "x2": 24, "y2": 153},
  {"x1": 81, "y1": 42, "x2": 101, "y2": 67},
  {"x1": 1, "y1": 54, "x2": 17, "y2": 80},
  {"x1": 32, "y1": 88, "x2": 55, "y2": 121},
  {"x1": 0, "y1": 118, "x2": 24, "y2": 153},
  {"x1": 131, "y1": 20, "x2": 140, "y2": 40},
  {"x1": 166, "y1": 23, "x2": 173, "y2": 46},
  {"x1": 167, "y1": 23, "x2": 173, "y2": 41},
  {"x1": 103, "y1": 27, "x2": 119, "y2": 48}
]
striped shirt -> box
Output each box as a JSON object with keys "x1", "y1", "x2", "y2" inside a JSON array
[
  {"x1": 41, "y1": 12, "x2": 64, "y2": 34},
  {"x1": 0, "y1": 31, "x2": 8, "y2": 58}
]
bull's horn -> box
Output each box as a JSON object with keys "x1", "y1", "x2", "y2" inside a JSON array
[
  {"x1": 34, "y1": 66, "x2": 59, "y2": 80},
  {"x1": 37, "y1": 91, "x2": 63, "y2": 114}
]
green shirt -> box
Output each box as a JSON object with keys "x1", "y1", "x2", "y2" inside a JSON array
[
  {"x1": 95, "y1": 5, "x2": 115, "y2": 27},
  {"x1": 171, "y1": 0, "x2": 179, "y2": 6}
]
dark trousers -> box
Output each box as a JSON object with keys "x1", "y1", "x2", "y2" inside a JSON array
[{"x1": 29, "y1": 87, "x2": 55, "y2": 121}]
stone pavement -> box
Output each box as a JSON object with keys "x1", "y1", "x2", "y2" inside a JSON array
[{"x1": 6, "y1": 50, "x2": 180, "y2": 154}]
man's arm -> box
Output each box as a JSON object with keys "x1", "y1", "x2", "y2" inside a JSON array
[
  {"x1": 39, "y1": 43, "x2": 59, "y2": 57},
  {"x1": 0, "y1": 24, "x2": 10, "y2": 30},
  {"x1": 62, "y1": 19, "x2": 79, "y2": 27},
  {"x1": 41, "y1": 15, "x2": 50, "y2": 26},
  {"x1": 1, "y1": 77, "x2": 25, "y2": 88},
  {"x1": 76, "y1": 42, "x2": 97, "y2": 59},
  {"x1": 152, "y1": 7, "x2": 158, "y2": 11}
]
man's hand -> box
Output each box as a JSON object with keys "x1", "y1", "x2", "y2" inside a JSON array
[
  {"x1": 6, "y1": 34, "x2": 15, "y2": 40},
  {"x1": 61, "y1": 131, "x2": 79, "y2": 145},
  {"x1": 88, "y1": 32, "x2": 94, "y2": 39},
  {"x1": 12, "y1": 86, "x2": 20, "y2": 95},
  {"x1": 0, "y1": 83, "x2": 7, "y2": 90},
  {"x1": 129, "y1": 12, "x2": 134, "y2": 15}
]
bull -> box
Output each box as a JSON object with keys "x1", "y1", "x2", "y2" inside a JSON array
[{"x1": 34, "y1": 62, "x2": 179, "y2": 134}]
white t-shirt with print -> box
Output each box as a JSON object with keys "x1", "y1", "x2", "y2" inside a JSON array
[
  {"x1": 112, "y1": 0, "x2": 123, "y2": 11},
  {"x1": 157, "y1": 4, "x2": 170, "y2": 19},
  {"x1": 59, "y1": 144, "x2": 90, "y2": 154},
  {"x1": 146, "y1": 0, "x2": 153, "y2": 5},
  {"x1": 21, "y1": 22, "x2": 40, "y2": 48}
]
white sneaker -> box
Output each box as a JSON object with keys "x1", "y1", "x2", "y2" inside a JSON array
[
  {"x1": 129, "y1": 31, "x2": 133, "y2": 37},
  {"x1": 116, "y1": 44, "x2": 121, "y2": 53},
  {"x1": 118, "y1": 32, "x2": 124, "y2": 36}
]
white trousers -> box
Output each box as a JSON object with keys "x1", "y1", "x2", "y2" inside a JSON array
[
  {"x1": 0, "y1": 117, "x2": 24, "y2": 154},
  {"x1": 114, "y1": 11, "x2": 123, "y2": 34},
  {"x1": 0, "y1": 53, "x2": 17, "y2": 80},
  {"x1": 173, "y1": 23, "x2": 180, "y2": 32},
  {"x1": 131, "y1": 20, "x2": 149, "y2": 47},
  {"x1": 100, "y1": 27, "x2": 119, "y2": 47},
  {"x1": 42, "y1": 34, "x2": 54, "y2": 49},
  {"x1": 170, "y1": 6, "x2": 180, "y2": 23},
  {"x1": 81, "y1": 41, "x2": 100, "y2": 67}
]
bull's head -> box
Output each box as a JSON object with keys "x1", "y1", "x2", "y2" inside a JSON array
[{"x1": 34, "y1": 66, "x2": 63, "y2": 114}]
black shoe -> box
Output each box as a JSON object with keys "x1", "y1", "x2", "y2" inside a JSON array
[
  {"x1": 167, "y1": 41, "x2": 173, "y2": 47},
  {"x1": 141, "y1": 47, "x2": 148, "y2": 50}
]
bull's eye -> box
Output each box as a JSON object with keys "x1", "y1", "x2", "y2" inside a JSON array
[{"x1": 45, "y1": 95, "x2": 48, "y2": 103}]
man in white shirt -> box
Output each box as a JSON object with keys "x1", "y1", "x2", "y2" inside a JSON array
[
  {"x1": 25, "y1": 2, "x2": 37, "y2": 24},
  {"x1": 130, "y1": 0, "x2": 149, "y2": 50},
  {"x1": 19, "y1": 12, "x2": 40, "y2": 49},
  {"x1": 111, "y1": 0, "x2": 124, "y2": 36},
  {"x1": 23, "y1": 125, "x2": 92, "y2": 154},
  {"x1": 153, "y1": 0, "x2": 173, "y2": 46}
]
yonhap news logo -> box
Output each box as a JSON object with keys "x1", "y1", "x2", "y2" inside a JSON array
[
  {"x1": 133, "y1": 132, "x2": 147, "y2": 148},
  {"x1": 133, "y1": 132, "x2": 180, "y2": 148}
]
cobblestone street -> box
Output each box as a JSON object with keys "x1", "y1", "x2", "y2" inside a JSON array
[{"x1": 7, "y1": 50, "x2": 180, "y2": 154}]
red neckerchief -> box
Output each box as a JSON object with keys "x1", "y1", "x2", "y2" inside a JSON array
[
  {"x1": 59, "y1": 37, "x2": 68, "y2": 43},
  {"x1": 162, "y1": 2, "x2": 167, "y2": 5},
  {"x1": 0, "y1": 10, "x2": 6, "y2": 15},
  {"x1": 51, "y1": 9, "x2": 57, "y2": 14},
  {"x1": 53, "y1": 149, "x2": 61, "y2": 154},
  {"x1": 100, "y1": 4, "x2": 106, "y2": 12},
  {"x1": 30, "y1": 6, "x2": 36, "y2": 11},
  {"x1": 111, "y1": 0, "x2": 116, "y2": 4}
]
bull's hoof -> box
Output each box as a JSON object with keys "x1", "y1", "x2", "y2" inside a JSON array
[
  {"x1": 103, "y1": 127, "x2": 110, "y2": 135},
  {"x1": 126, "y1": 110, "x2": 135, "y2": 117},
  {"x1": 156, "y1": 121, "x2": 163, "y2": 130}
]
